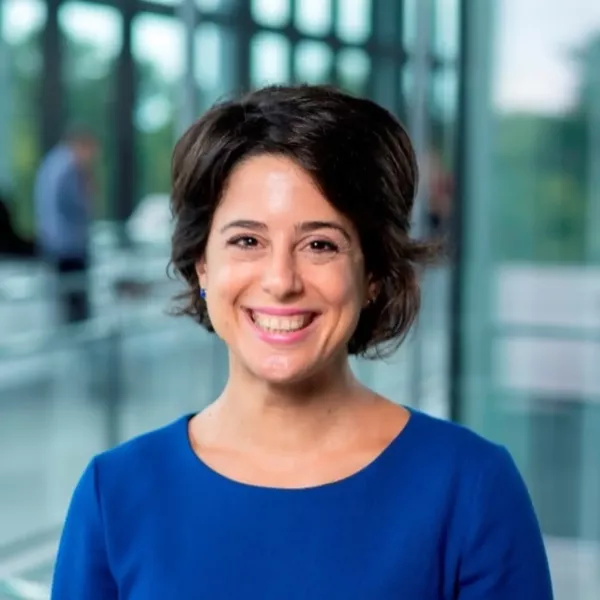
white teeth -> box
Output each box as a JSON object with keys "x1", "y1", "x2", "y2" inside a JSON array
[{"x1": 251, "y1": 313, "x2": 312, "y2": 333}]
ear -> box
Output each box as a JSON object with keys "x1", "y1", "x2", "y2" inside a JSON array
[
  {"x1": 195, "y1": 257, "x2": 207, "y2": 290},
  {"x1": 364, "y1": 275, "x2": 380, "y2": 307}
]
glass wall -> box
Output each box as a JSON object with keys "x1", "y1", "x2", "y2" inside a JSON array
[
  {"x1": 7, "y1": 1, "x2": 599, "y2": 598},
  {"x1": 0, "y1": 0, "x2": 45, "y2": 234},
  {"x1": 133, "y1": 12, "x2": 184, "y2": 205},
  {"x1": 0, "y1": 2, "x2": 454, "y2": 596},
  {"x1": 459, "y1": 1, "x2": 600, "y2": 598},
  {"x1": 59, "y1": 2, "x2": 122, "y2": 221}
]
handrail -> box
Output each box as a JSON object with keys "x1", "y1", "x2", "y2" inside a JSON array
[{"x1": 0, "y1": 305, "x2": 188, "y2": 360}]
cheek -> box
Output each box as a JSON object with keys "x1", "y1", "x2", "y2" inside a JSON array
[
  {"x1": 310, "y1": 264, "x2": 365, "y2": 309},
  {"x1": 204, "y1": 260, "x2": 256, "y2": 327},
  {"x1": 204, "y1": 248, "x2": 255, "y2": 295},
  {"x1": 208, "y1": 263, "x2": 241, "y2": 296}
]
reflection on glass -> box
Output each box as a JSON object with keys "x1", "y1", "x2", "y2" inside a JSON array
[
  {"x1": 196, "y1": 22, "x2": 226, "y2": 109},
  {"x1": 462, "y1": 3, "x2": 600, "y2": 597},
  {"x1": 2, "y1": 0, "x2": 45, "y2": 233},
  {"x1": 401, "y1": 66, "x2": 413, "y2": 110},
  {"x1": 429, "y1": 66, "x2": 457, "y2": 231},
  {"x1": 294, "y1": 41, "x2": 333, "y2": 84},
  {"x1": 59, "y1": 2, "x2": 122, "y2": 221},
  {"x1": 251, "y1": 0, "x2": 290, "y2": 28},
  {"x1": 2, "y1": 0, "x2": 45, "y2": 44},
  {"x1": 337, "y1": 47, "x2": 370, "y2": 96},
  {"x1": 60, "y1": 2, "x2": 121, "y2": 79},
  {"x1": 402, "y1": 0, "x2": 417, "y2": 50},
  {"x1": 433, "y1": 0, "x2": 459, "y2": 59},
  {"x1": 196, "y1": 0, "x2": 223, "y2": 12},
  {"x1": 133, "y1": 14, "x2": 184, "y2": 202},
  {"x1": 250, "y1": 32, "x2": 291, "y2": 87},
  {"x1": 336, "y1": 0, "x2": 371, "y2": 44},
  {"x1": 295, "y1": 0, "x2": 331, "y2": 36},
  {"x1": 432, "y1": 68, "x2": 458, "y2": 124}
]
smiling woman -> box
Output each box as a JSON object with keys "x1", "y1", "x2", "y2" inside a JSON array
[
  {"x1": 51, "y1": 84, "x2": 553, "y2": 600},
  {"x1": 170, "y1": 84, "x2": 433, "y2": 359}
]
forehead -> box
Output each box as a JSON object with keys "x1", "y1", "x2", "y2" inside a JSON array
[{"x1": 216, "y1": 154, "x2": 342, "y2": 221}]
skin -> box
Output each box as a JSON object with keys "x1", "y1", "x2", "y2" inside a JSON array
[
  {"x1": 71, "y1": 138, "x2": 98, "y2": 170},
  {"x1": 190, "y1": 154, "x2": 410, "y2": 489}
]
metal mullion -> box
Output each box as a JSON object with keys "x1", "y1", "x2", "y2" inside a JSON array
[
  {"x1": 113, "y1": 1, "x2": 136, "y2": 225},
  {"x1": 41, "y1": 0, "x2": 64, "y2": 154}
]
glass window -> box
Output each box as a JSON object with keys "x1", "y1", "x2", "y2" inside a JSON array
[
  {"x1": 251, "y1": 0, "x2": 290, "y2": 28},
  {"x1": 196, "y1": 0, "x2": 224, "y2": 12},
  {"x1": 295, "y1": 0, "x2": 331, "y2": 37},
  {"x1": 59, "y1": 2, "x2": 122, "y2": 221},
  {"x1": 460, "y1": 2, "x2": 600, "y2": 596},
  {"x1": 429, "y1": 66, "x2": 458, "y2": 184},
  {"x1": 294, "y1": 41, "x2": 333, "y2": 84},
  {"x1": 132, "y1": 14, "x2": 184, "y2": 205},
  {"x1": 250, "y1": 31, "x2": 291, "y2": 87},
  {"x1": 336, "y1": 0, "x2": 371, "y2": 44},
  {"x1": 1, "y1": 0, "x2": 45, "y2": 235},
  {"x1": 402, "y1": 0, "x2": 417, "y2": 50},
  {"x1": 196, "y1": 22, "x2": 228, "y2": 110},
  {"x1": 433, "y1": 0, "x2": 459, "y2": 59},
  {"x1": 337, "y1": 47, "x2": 370, "y2": 96}
]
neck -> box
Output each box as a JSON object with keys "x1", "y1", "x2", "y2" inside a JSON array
[{"x1": 206, "y1": 352, "x2": 372, "y2": 454}]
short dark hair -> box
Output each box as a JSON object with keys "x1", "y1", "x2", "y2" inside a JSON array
[{"x1": 169, "y1": 84, "x2": 437, "y2": 357}]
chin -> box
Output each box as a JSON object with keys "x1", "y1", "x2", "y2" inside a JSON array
[{"x1": 249, "y1": 356, "x2": 323, "y2": 387}]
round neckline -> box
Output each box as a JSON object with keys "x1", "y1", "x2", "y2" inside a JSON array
[{"x1": 177, "y1": 405, "x2": 421, "y2": 494}]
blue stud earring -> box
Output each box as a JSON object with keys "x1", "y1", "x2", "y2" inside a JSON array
[{"x1": 199, "y1": 288, "x2": 207, "y2": 300}]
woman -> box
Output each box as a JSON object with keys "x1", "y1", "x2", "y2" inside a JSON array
[{"x1": 52, "y1": 84, "x2": 553, "y2": 599}]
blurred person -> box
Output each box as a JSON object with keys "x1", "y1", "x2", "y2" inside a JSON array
[
  {"x1": 34, "y1": 126, "x2": 98, "y2": 323},
  {"x1": 0, "y1": 190, "x2": 36, "y2": 257},
  {"x1": 51, "y1": 85, "x2": 553, "y2": 599}
]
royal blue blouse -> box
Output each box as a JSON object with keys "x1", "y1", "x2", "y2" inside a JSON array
[{"x1": 52, "y1": 408, "x2": 553, "y2": 599}]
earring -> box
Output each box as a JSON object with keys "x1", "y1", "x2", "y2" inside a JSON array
[{"x1": 199, "y1": 288, "x2": 207, "y2": 300}]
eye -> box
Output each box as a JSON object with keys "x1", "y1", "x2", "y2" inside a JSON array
[
  {"x1": 308, "y1": 239, "x2": 339, "y2": 253},
  {"x1": 228, "y1": 235, "x2": 259, "y2": 249}
]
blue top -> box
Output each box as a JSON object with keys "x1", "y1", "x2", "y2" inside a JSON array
[
  {"x1": 51, "y1": 409, "x2": 553, "y2": 599},
  {"x1": 34, "y1": 144, "x2": 90, "y2": 260}
]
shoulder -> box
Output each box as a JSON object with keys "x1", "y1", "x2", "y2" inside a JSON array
[
  {"x1": 410, "y1": 412, "x2": 554, "y2": 596},
  {"x1": 408, "y1": 408, "x2": 509, "y2": 465},
  {"x1": 404, "y1": 408, "x2": 524, "y2": 501},
  {"x1": 90, "y1": 414, "x2": 192, "y2": 498},
  {"x1": 43, "y1": 145, "x2": 75, "y2": 172},
  {"x1": 400, "y1": 410, "x2": 547, "y2": 557}
]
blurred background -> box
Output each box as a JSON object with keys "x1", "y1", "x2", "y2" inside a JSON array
[{"x1": 0, "y1": 0, "x2": 599, "y2": 598}]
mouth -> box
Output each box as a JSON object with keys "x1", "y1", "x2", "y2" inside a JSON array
[{"x1": 245, "y1": 310, "x2": 318, "y2": 335}]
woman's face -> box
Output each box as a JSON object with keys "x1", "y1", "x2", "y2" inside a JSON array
[{"x1": 196, "y1": 154, "x2": 371, "y2": 385}]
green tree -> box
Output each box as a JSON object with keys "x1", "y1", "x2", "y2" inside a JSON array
[
  {"x1": 7, "y1": 30, "x2": 176, "y2": 234},
  {"x1": 493, "y1": 33, "x2": 600, "y2": 265}
]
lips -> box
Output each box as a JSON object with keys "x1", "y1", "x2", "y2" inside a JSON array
[{"x1": 248, "y1": 310, "x2": 316, "y2": 334}]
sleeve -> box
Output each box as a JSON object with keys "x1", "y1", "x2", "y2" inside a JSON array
[
  {"x1": 51, "y1": 458, "x2": 118, "y2": 600},
  {"x1": 56, "y1": 168, "x2": 83, "y2": 221},
  {"x1": 457, "y1": 445, "x2": 554, "y2": 600}
]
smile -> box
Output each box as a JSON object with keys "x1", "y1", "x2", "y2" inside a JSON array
[{"x1": 248, "y1": 311, "x2": 316, "y2": 334}]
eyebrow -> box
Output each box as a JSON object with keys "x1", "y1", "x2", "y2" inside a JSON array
[
  {"x1": 297, "y1": 221, "x2": 351, "y2": 242},
  {"x1": 219, "y1": 219, "x2": 266, "y2": 233},
  {"x1": 219, "y1": 219, "x2": 351, "y2": 242}
]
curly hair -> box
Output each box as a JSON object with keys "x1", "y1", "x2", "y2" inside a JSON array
[{"x1": 169, "y1": 84, "x2": 437, "y2": 358}]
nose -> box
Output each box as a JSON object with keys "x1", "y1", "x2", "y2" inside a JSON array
[{"x1": 261, "y1": 246, "x2": 303, "y2": 300}]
